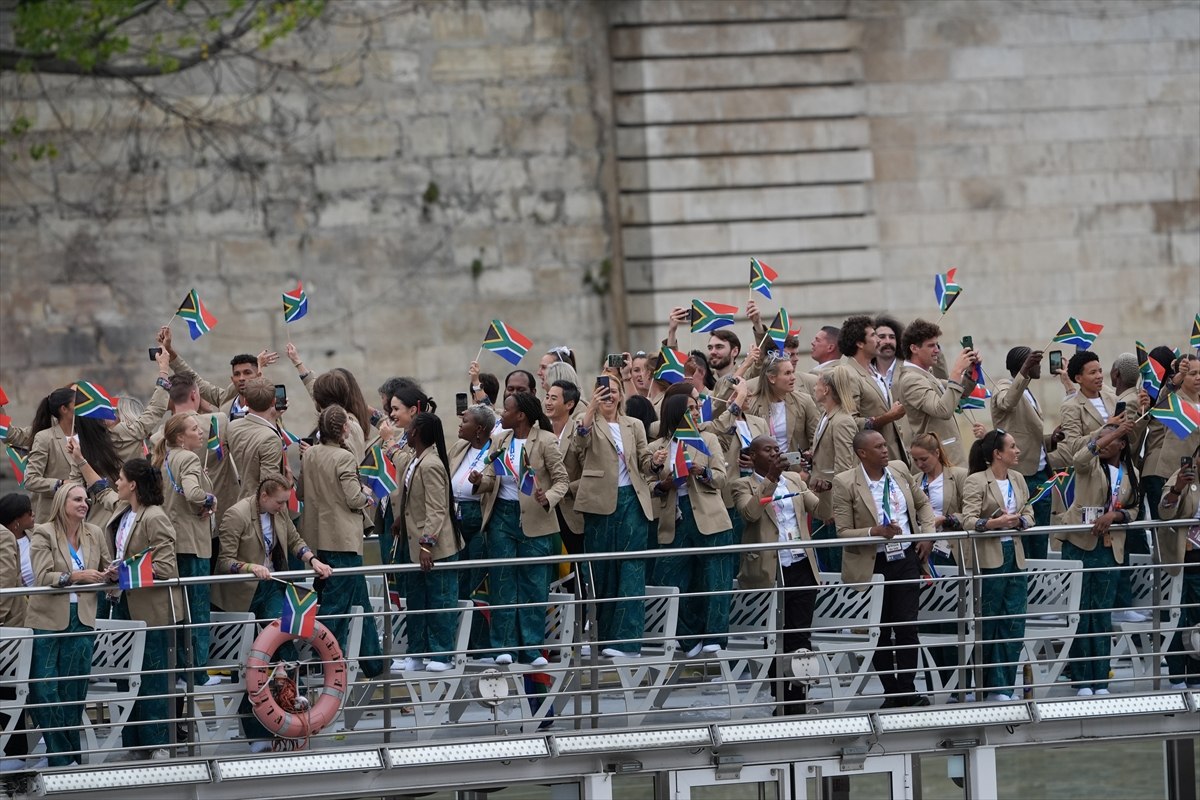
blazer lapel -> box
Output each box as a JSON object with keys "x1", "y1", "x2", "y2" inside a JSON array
[
  {"x1": 988, "y1": 476, "x2": 1005, "y2": 512},
  {"x1": 854, "y1": 470, "x2": 879, "y2": 526}
]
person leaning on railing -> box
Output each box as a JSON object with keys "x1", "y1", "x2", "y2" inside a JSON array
[
  {"x1": 25, "y1": 482, "x2": 112, "y2": 767},
  {"x1": 1058, "y1": 420, "x2": 1141, "y2": 698},
  {"x1": 1158, "y1": 444, "x2": 1200, "y2": 690}
]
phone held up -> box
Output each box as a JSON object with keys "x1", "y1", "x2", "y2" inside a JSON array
[
  {"x1": 455, "y1": 392, "x2": 469, "y2": 416},
  {"x1": 148, "y1": 347, "x2": 163, "y2": 361},
  {"x1": 960, "y1": 335, "x2": 973, "y2": 351},
  {"x1": 606, "y1": 353, "x2": 624, "y2": 370},
  {"x1": 1049, "y1": 350, "x2": 1063, "y2": 375},
  {"x1": 274, "y1": 384, "x2": 287, "y2": 412}
]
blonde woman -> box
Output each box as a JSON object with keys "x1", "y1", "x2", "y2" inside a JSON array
[{"x1": 806, "y1": 365, "x2": 859, "y2": 572}]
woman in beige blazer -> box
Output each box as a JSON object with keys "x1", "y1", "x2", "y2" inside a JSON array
[
  {"x1": 572, "y1": 376, "x2": 655, "y2": 657},
  {"x1": 1058, "y1": 421, "x2": 1141, "y2": 696},
  {"x1": 298, "y1": 405, "x2": 385, "y2": 678},
  {"x1": 741, "y1": 354, "x2": 819, "y2": 461},
  {"x1": 807, "y1": 366, "x2": 860, "y2": 572},
  {"x1": 153, "y1": 413, "x2": 216, "y2": 687},
  {"x1": 961, "y1": 430, "x2": 1034, "y2": 702},
  {"x1": 286, "y1": 345, "x2": 372, "y2": 462},
  {"x1": 23, "y1": 387, "x2": 85, "y2": 522},
  {"x1": 647, "y1": 393, "x2": 733, "y2": 658},
  {"x1": 1158, "y1": 461, "x2": 1200, "y2": 688},
  {"x1": 471, "y1": 393, "x2": 569, "y2": 666},
  {"x1": 26, "y1": 483, "x2": 111, "y2": 766},
  {"x1": 909, "y1": 433, "x2": 969, "y2": 567}
]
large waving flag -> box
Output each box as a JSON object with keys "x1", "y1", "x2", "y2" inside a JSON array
[
  {"x1": 282, "y1": 281, "x2": 309, "y2": 324},
  {"x1": 206, "y1": 416, "x2": 224, "y2": 462},
  {"x1": 280, "y1": 583, "x2": 319, "y2": 638},
  {"x1": 766, "y1": 308, "x2": 792, "y2": 350},
  {"x1": 1053, "y1": 469, "x2": 1076, "y2": 508},
  {"x1": 1150, "y1": 391, "x2": 1200, "y2": 440},
  {"x1": 1052, "y1": 318, "x2": 1103, "y2": 350},
  {"x1": 1191, "y1": 314, "x2": 1200, "y2": 352},
  {"x1": 934, "y1": 268, "x2": 961, "y2": 314},
  {"x1": 1137, "y1": 341, "x2": 1165, "y2": 402},
  {"x1": 176, "y1": 289, "x2": 218, "y2": 341},
  {"x1": 359, "y1": 444, "x2": 398, "y2": 498},
  {"x1": 749, "y1": 258, "x2": 778, "y2": 300},
  {"x1": 673, "y1": 409, "x2": 711, "y2": 456},
  {"x1": 482, "y1": 319, "x2": 533, "y2": 366},
  {"x1": 117, "y1": 548, "x2": 155, "y2": 590},
  {"x1": 653, "y1": 346, "x2": 687, "y2": 384},
  {"x1": 74, "y1": 381, "x2": 118, "y2": 421},
  {"x1": 690, "y1": 300, "x2": 738, "y2": 334},
  {"x1": 5, "y1": 445, "x2": 26, "y2": 485}
]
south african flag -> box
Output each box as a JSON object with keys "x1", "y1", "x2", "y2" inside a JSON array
[
  {"x1": 690, "y1": 300, "x2": 738, "y2": 334},
  {"x1": 749, "y1": 257, "x2": 778, "y2": 300},
  {"x1": 653, "y1": 346, "x2": 687, "y2": 384},
  {"x1": 280, "y1": 583, "x2": 319, "y2": 638},
  {"x1": 482, "y1": 319, "x2": 533, "y2": 366},
  {"x1": 282, "y1": 281, "x2": 309, "y2": 324},
  {"x1": 1052, "y1": 317, "x2": 1103, "y2": 350},
  {"x1": 176, "y1": 289, "x2": 218, "y2": 340},
  {"x1": 74, "y1": 381, "x2": 118, "y2": 421}
]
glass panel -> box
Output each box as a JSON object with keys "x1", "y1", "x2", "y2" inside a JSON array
[
  {"x1": 691, "y1": 782, "x2": 778, "y2": 800},
  {"x1": 997, "y1": 741, "x2": 1165, "y2": 799},
  {"x1": 804, "y1": 773, "x2": 892, "y2": 800},
  {"x1": 611, "y1": 774, "x2": 657, "y2": 800},
  {"x1": 916, "y1": 754, "x2": 967, "y2": 800}
]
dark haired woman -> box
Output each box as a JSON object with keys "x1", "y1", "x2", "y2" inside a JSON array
[
  {"x1": 394, "y1": 413, "x2": 463, "y2": 671},
  {"x1": 286, "y1": 345, "x2": 373, "y2": 461},
  {"x1": 449, "y1": 404, "x2": 496, "y2": 604},
  {"x1": 217, "y1": 472, "x2": 330, "y2": 750},
  {"x1": 1058, "y1": 420, "x2": 1141, "y2": 696},
  {"x1": 649, "y1": 393, "x2": 733, "y2": 658},
  {"x1": 25, "y1": 387, "x2": 121, "y2": 522},
  {"x1": 379, "y1": 385, "x2": 436, "y2": 596},
  {"x1": 961, "y1": 429, "x2": 1034, "y2": 702},
  {"x1": 471, "y1": 393, "x2": 569, "y2": 666},
  {"x1": 298, "y1": 405, "x2": 386, "y2": 678}
]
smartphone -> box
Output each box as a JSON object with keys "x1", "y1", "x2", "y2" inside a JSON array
[
  {"x1": 300, "y1": 435, "x2": 316, "y2": 446},
  {"x1": 274, "y1": 384, "x2": 287, "y2": 411},
  {"x1": 961, "y1": 335, "x2": 973, "y2": 351},
  {"x1": 1049, "y1": 350, "x2": 1063, "y2": 375},
  {"x1": 455, "y1": 392, "x2": 469, "y2": 416},
  {"x1": 784, "y1": 451, "x2": 804, "y2": 466},
  {"x1": 596, "y1": 375, "x2": 611, "y2": 389},
  {"x1": 1114, "y1": 401, "x2": 1127, "y2": 415},
  {"x1": 1183, "y1": 456, "x2": 1194, "y2": 470},
  {"x1": 606, "y1": 353, "x2": 624, "y2": 369},
  {"x1": 148, "y1": 346, "x2": 162, "y2": 361}
]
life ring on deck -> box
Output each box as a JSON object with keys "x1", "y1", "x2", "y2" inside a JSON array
[{"x1": 246, "y1": 619, "x2": 347, "y2": 741}]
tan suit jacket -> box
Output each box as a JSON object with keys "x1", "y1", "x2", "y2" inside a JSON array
[
  {"x1": 810, "y1": 408, "x2": 858, "y2": 520},
  {"x1": 24, "y1": 426, "x2": 82, "y2": 523},
  {"x1": 477, "y1": 425, "x2": 570, "y2": 536},
  {"x1": 3, "y1": 422, "x2": 35, "y2": 450},
  {"x1": 1156, "y1": 468, "x2": 1199, "y2": 575},
  {"x1": 648, "y1": 431, "x2": 731, "y2": 543},
  {"x1": 0, "y1": 530, "x2": 26, "y2": 626},
  {"x1": 25, "y1": 521, "x2": 111, "y2": 631},
  {"x1": 111, "y1": 386, "x2": 169, "y2": 463},
  {"x1": 163, "y1": 447, "x2": 214, "y2": 558},
  {"x1": 990, "y1": 373, "x2": 1053, "y2": 477},
  {"x1": 106, "y1": 504, "x2": 182, "y2": 627},
  {"x1": 833, "y1": 460, "x2": 935, "y2": 588},
  {"x1": 926, "y1": 466, "x2": 970, "y2": 528},
  {"x1": 1059, "y1": 388, "x2": 1116, "y2": 460},
  {"x1": 1055, "y1": 444, "x2": 1137, "y2": 561},
  {"x1": 570, "y1": 414, "x2": 654, "y2": 520},
  {"x1": 708, "y1": 410, "x2": 768, "y2": 508},
  {"x1": 227, "y1": 414, "x2": 285, "y2": 501},
  {"x1": 396, "y1": 452, "x2": 461, "y2": 562},
  {"x1": 892, "y1": 362, "x2": 968, "y2": 466},
  {"x1": 733, "y1": 471, "x2": 820, "y2": 588},
  {"x1": 1142, "y1": 396, "x2": 1200, "y2": 479},
  {"x1": 743, "y1": 390, "x2": 819, "y2": 455},
  {"x1": 840, "y1": 356, "x2": 907, "y2": 464},
  {"x1": 552, "y1": 422, "x2": 585, "y2": 535},
  {"x1": 193, "y1": 411, "x2": 239, "y2": 529},
  {"x1": 299, "y1": 442, "x2": 371, "y2": 553},
  {"x1": 215, "y1": 496, "x2": 309, "y2": 612},
  {"x1": 959, "y1": 469, "x2": 1034, "y2": 570}
]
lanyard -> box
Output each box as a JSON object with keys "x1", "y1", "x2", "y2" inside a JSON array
[
  {"x1": 881, "y1": 471, "x2": 893, "y2": 523},
  {"x1": 1004, "y1": 479, "x2": 1014, "y2": 512},
  {"x1": 164, "y1": 451, "x2": 184, "y2": 495},
  {"x1": 260, "y1": 513, "x2": 274, "y2": 555},
  {"x1": 920, "y1": 472, "x2": 930, "y2": 496},
  {"x1": 115, "y1": 510, "x2": 136, "y2": 560},
  {"x1": 469, "y1": 441, "x2": 491, "y2": 471},
  {"x1": 67, "y1": 539, "x2": 84, "y2": 571},
  {"x1": 1109, "y1": 464, "x2": 1124, "y2": 511}
]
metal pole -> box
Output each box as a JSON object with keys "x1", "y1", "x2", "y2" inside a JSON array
[
  {"x1": 1165, "y1": 738, "x2": 1198, "y2": 800},
  {"x1": 966, "y1": 746, "x2": 999, "y2": 800}
]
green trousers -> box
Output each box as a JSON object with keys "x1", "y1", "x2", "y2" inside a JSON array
[
  {"x1": 1061, "y1": 540, "x2": 1119, "y2": 689},
  {"x1": 584, "y1": 486, "x2": 648, "y2": 655},
  {"x1": 31, "y1": 605, "x2": 94, "y2": 766},
  {"x1": 979, "y1": 541, "x2": 1027, "y2": 694},
  {"x1": 407, "y1": 552, "x2": 461, "y2": 665},
  {"x1": 651, "y1": 495, "x2": 734, "y2": 651},
  {"x1": 457, "y1": 501, "x2": 486, "y2": 600},
  {"x1": 378, "y1": 501, "x2": 409, "y2": 599},
  {"x1": 811, "y1": 517, "x2": 841, "y2": 573},
  {"x1": 177, "y1": 554, "x2": 211, "y2": 686},
  {"x1": 1023, "y1": 471, "x2": 1051, "y2": 560},
  {"x1": 316, "y1": 551, "x2": 386, "y2": 679},
  {"x1": 485, "y1": 499, "x2": 554, "y2": 663},
  {"x1": 112, "y1": 594, "x2": 171, "y2": 749}
]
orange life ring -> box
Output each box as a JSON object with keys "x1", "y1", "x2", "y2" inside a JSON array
[{"x1": 246, "y1": 619, "x2": 347, "y2": 741}]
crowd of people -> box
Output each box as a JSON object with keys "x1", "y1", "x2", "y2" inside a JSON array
[{"x1": 1, "y1": 306, "x2": 1197, "y2": 766}]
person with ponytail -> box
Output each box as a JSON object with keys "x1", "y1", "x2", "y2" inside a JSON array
[
  {"x1": 470, "y1": 392, "x2": 569, "y2": 666},
  {"x1": 908, "y1": 432, "x2": 969, "y2": 566},
  {"x1": 153, "y1": 414, "x2": 218, "y2": 687},
  {"x1": 379, "y1": 385, "x2": 437, "y2": 596},
  {"x1": 392, "y1": 413, "x2": 463, "y2": 672},
  {"x1": 806, "y1": 365, "x2": 860, "y2": 572},
  {"x1": 24, "y1": 388, "x2": 84, "y2": 521},
  {"x1": 960, "y1": 429, "x2": 1034, "y2": 702},
  {"x1": 285, "y1": 344, "x2": 373, "y2": 461},
  {"x1": 298, "y1": 405, "x2": 385, "y2": 678},
  {"x1": 216, "y1": 472, "x2": 330, "y2": 750}
]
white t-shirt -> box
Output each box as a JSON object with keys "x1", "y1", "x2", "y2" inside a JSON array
[
  {"x1": 609, "y1": 423, "x2": 631, "y2": 487},
  {"x1": 114, "y1": 509, "x2": 136, "y2": 562},
  {"x1": 1088, "y1": 396, "x2": 1109, "y2": 421},
  {"x1": 17, "y1": 536, "x2": 33, "y2": 587},
  {"x1": 926, "y1": 473, "x2": 945, "y2": 517},
  {"x1": 498, "y1": 438, "x2": 526, "y2": 501},
  {"x1": 259, "y1": 512, "x2": 275, "y2": 567},
  {"x1": 996, "y1": 478, "x2": 1016, "y2": 542},
  {"x1": 864, "y1": 466, "x2": 911, "y2": 552},
  {"x1": 452, "y1": 445, "x2": 488, "y2": 502},
  {"x1": 759, "y1": 475, "x2": 805, "y2": 567},
  {"x1": 769, "y1": 401, "x2": 788, "y2": 450}
]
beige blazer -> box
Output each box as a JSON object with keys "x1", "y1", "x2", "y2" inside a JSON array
[
  {"x1": 923, "y1": 465, "x2": 970, "y2": 529},
  {"x1": 193, "y1": 411, "x2": 239, "y2": 530},
  {"x1": 648, "y1": 430, "x2": 731, "y2": 544},
  {"x1": 552, "y1": 422, "x2": 586, "y2": 535},
  {"x1": 570, "y1": 414, "x2": 655, "y2": 520},
  {"x1": 299, "y1": 443, "x2": 371, "y2": 553},
  {"x1": 215, "y1": 496, "x2": 309, "y2": 612},
  {"x1": 163, "y1": 447, "x2": 214, "y2": 558},
  {"x1": 111, "y1": 385, "x2": 169, "y2": 464},
  {"x1": 1157, "y1": 468, "x2": 1199, "y2": 575},
  {"x1": 892, "y1": 362, "x2": 968, "y2": 466},
  {"x1": 396, "y1": 452, "x2": 461, "y2": 562},
  {"x1": 810, "y1": 408, "x2": 858, "y2": 520},
  {"x1": 0, "y1": 530, "x2": 26, "y2": 626},
  {"x1": 708, "y1": 409, "x2": 768, "y2": 508},
  {"x1": 25, "y1": 521, "x2": 111, "y2": 631},
  {"x1": 959, "y1": 469, "x2": 1034, "y2": 570},
  {"x1": 24, "y1": 426, "x2": 82, "y2": 523},
  {"x1": 3, "y1": 422, "x2": 35, "y2": 450},
  {"x1": 227, "y1": 414, "x2": 285, "y2": 501},
  {"x1": 742, "y1": 389, "x2": 819, "y2": 455},
  {"x1": 733, "y1": 471, "x2": 820, "y2": 589},
  {"x1": 477, "y1": 426, "x2": 570, "y2": 536},
  {"x1": 840, "y1": 356, "x2": 908, "y2": 464},
  {"x1": 105, "y1": 504, "x2": 182, "y2": 628},
  {"x1": 1059, "y1": 388, "x2": 1117, "y2": 460},
  {"x1": 990, "y1": 373, "x2": 1054, "y2": 478},
  {"x1": 833, "y1": 460, "x2": 935, "y2": 588},
  {"x1": 1056, "y1": 444, "x2": 1137, "y2": 561}
]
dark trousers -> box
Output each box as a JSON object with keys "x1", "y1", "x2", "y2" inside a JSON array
[
  {"x1": 873, "y1": 548, "x2": 921, "y2": 696},
  {"x1": 771, "y1": 560, "x2": 819, "y2": 715}
]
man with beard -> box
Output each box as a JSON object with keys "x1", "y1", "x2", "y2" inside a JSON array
[
  {"x1": 838, "y1": 316, "x2": 908, "y2": 464},
  {"x1": 873, "y1": 316, "x2": 905, "y2": 392},
  {"x1": 158, "y1": 325, "x2": 277, "y2": 420}
]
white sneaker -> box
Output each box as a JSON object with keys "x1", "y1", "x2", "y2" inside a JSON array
[
  {"x1": 1113, "y1": 609, "x2": 1149, "y2": 623},
  {"x1": 579, "y1": 646, "x2": 591, "y2": 657},
  {"x1": 1, "y1": 758, "x2": 28, "y2": 772},
  {"x1": 530, "y1": 656, "x2": 549, "y2": 667},
  {"x1": 1076, "y1": 687, "x2": 1094, "y2": 697},
  {"x1": 495, "y1": 653, "x2": 514, "y2": 665},
  {"x1": 702, "y1": 643, "x2": 721, "y2": 653},
  {"x1": 985, "y1": 692, "x2": 1012, "y2": 703},
  {"x1": 393, "y1": 657, "x2": 419, "y2": 672},
  {"x1": 425, "y1": 660, "x2": 452, "y2": 672},
  {"x1": 249, "y1": 741, "x2": 272, "y2": 754},
  {"x1": 202, "y1": 675, "x2": 223, "y2": 687},
  {"x1": 1168, "y1": 681, "x2": 1188, "y2": 690},
  {"x1": 686, "y1": 642, "x2": 704, "y2": 658},
  {"x1": 602, "y1": 648, "x2": 640, "y2": 659},
  {"x1": 477, "y1": 657, "x2": 496, "y2": 664},
  {"x1": 1094, "y1": 688, "x2": 1110, "y2": 696},
  {"x1": 112, "y1": 750, "x2": 143, "y2": 763},
  {"x1": 149, "y1": 749, "x2": 169, "y2": 761}
]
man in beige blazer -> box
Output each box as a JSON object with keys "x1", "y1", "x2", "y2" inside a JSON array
[
  {"x1": 227, "y1": 379, "x2": 288, "y2": 501},
  {"x1": 837, "y1": 316, "x2": 909, "y2": 465},
  {"x1": 833, "y1": 430, "x2": 935, "y2": 707},
  {"x1": 892, "y1": 319, "x2": 978, "y2": 466}
]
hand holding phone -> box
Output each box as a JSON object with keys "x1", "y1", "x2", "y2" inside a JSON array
[
  {"x1": 1048, "y1": 350, "x2": 1063, "y2": 375},
  {"x1": 606, "y1": 353, "x2": 624, "y2": 369},
  {"x1": 274, "y1": 384, "x2": 287, "y2": 412},
  {"x1": 455, "y1": 392, "x2": 469, "y2": 416},
  {"x1": 148, "y1": 347, "x2": 163, "y2": 361},
  {"x1": 960, "y1": 335, "x2": 973, "y2": 351}
]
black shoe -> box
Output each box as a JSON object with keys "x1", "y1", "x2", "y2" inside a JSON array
[
  {"x1": 906, "y1": 695, "x2": 931, "y2": 707},
  {"x1": 880, "y1": 697, "x2": 901, "y2": 709}
]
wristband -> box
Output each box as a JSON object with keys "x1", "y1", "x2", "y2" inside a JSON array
[
  {"x1": 297, "y1": 546, "x2": 312, "y2": 561},
  {"x1": 974, "y1": 519, "x2": 988, "y2": 532},
  {"x1": 471, "y1": 384, "x2": 482, "y2": 393},
  {"x1": 865, "y1": 417, "x2": 875, "y2": 430},
  {"x1": 155, "y1": 376, "x2": 172, "y2": 391},
  {"x1": 230, "y1": 562, "x2": 243, "y2": 575},
  {"x1": 298, "y1": 371, "x2": 311, "y2": 381},
  {"x1": 58, "y1": 572, "x2": 71, "y2": 588}
]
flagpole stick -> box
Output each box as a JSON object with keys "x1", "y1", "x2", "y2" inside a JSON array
[
  {"x1": 474, "y1": 347, "x2": 483, "y2": 365},
  {"x1": 161, "y1": 313, "x2": 176, "y2": 333}
]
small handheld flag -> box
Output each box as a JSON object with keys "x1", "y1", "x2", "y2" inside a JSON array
[
  {"x1": 5, "y1": 445, "x2": 27, "y2": 485},
  {"x1": 482, "y1": 320, "x2": 533, "y2": 366},
  {"x1": 176, "y1": 289, "x2": 218, "y2": 341},
  {"x1": 279, "y1": 427, "x2": 302, "y2": 449},
  {"x1": 1053, "y1": 469, "x2": 1076, "y2": 508},
  {"x1": 517, "y1": 447, "x2": 536, "y2": 497},
  {"x1": 1052, "y1": 318, "x2": 1103, "y2": 350},
  {"x1": 74, "y1": 382, "x2": 118, "y2": 422},
  {"x1": 759, "y1": 491, "x2": 803, "y2": 506},
  {"x1": 934, "y1": 269, "x2": 961, "y2": 314},
  {"x1": 670, "y1": 439, "x2": 691, "y2": 487},
  {"x1": 653, "y1": 346, "x2": 688, "y2": 384},
  {"x1": 359, "y1": 444, "x2": 399, "y2": 498},
  {"x1": 673, "y1": 409, "x2": 711, "y2": 456},
  {"x1": 690, "y1": 300, "x2": 738, "y2": 334},
  {"x1": 1192, "y1": 314, "x2": 1200, "y2": 352},
  {"x1": 1137, "y1": 341, "x2": 1164, "y2": 402},
  {"x1": 117, "y1": 548, "x2": 155, "y2": 590},
  {"x1": 766, "y1": 308, "x2": 791, "y2": 351},
  {"x1": 282, "y1": 281, "x2": 309, "y2": 324},
  {"x1": 280, "y1": 583, "x2": 319, "y2": 638},
  {"x1": 0, "y1": 414, "x2": 9, "y2": 441},
  {"x1": 206, "y1": 416, "x2": 224, "y2": 462},
  {"x1": 1150, "y1": 391, "x2": 1200, "y2": 440},
  {"x1": 957, "y1": 383, "x2": 991, "y2": 412},
  {"x1": 749, "y1": 258, "x2": 778, "y2": 300},
  {"x1": 1029, "y1": 471, "x2": 1067, "y2": 505},
  {"x1": 288, "y1": 486, "x2": 301, "y2": 516},
  {"x1": 697, "y1": 394, "x2": 714, "y2": 425}
]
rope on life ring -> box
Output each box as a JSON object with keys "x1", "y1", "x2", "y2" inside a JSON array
[{"x1": 246, "y1": 619, "x2": 347, "y2": 746}]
